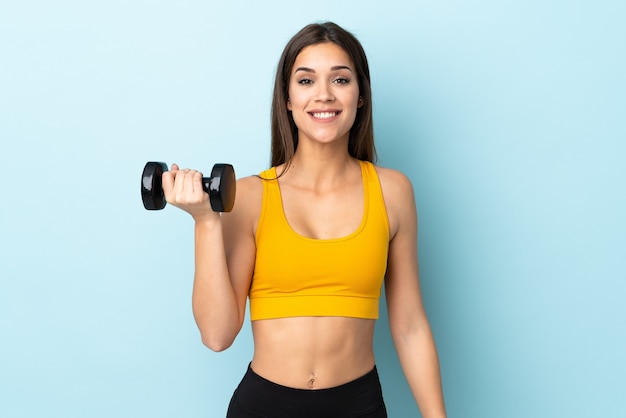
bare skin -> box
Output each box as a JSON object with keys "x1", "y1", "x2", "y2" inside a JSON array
[
  {"x1": 161, "y1": 42, "x2": 446, "y2": 416},
  {"x1": 251, "y1": 317, "x2": 376, "y2": 389}
]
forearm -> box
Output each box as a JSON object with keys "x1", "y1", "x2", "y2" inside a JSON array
[
  {"x1": 191, "y1": 218, "x2": 242, "y2": 351},
  {"x1": 393, "y1": 324, "x2": 446, "y2": 418}
]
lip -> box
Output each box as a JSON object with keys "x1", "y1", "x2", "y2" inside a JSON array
[{"x1": 308, "y1": 110, "x2": 342, "y2": 122}]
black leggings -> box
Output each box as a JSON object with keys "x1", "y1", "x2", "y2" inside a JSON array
[{"x1": 226, "y1": 365, "x2": 387, "y2": 418}]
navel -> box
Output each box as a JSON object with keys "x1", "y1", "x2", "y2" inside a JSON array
[{"x1": 308, "y1": 373, "x2": 316, "y2": 389}]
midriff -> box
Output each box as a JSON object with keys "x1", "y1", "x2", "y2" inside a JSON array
[{"x1": 250, "y1": 316, "x2": 376, "y2": 390}]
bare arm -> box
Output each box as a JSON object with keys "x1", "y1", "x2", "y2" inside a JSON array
[
  {"x1": 378, "y1": 168, "x2": 446, "y2": 417},
  {"x1": 162, "y1": 165, "x2": 258, "y2": 351}
]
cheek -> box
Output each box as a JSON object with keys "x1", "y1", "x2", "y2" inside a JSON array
[
  {"x1": 286, "y1": 83, "x2": 296, "y2": 110},
  {"x1": 287, "y1": 89, "x2": 305, "y2": 108}
]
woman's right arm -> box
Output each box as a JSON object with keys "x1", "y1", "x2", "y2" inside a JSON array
[{"x1": 162, "y1": 164, "x2": 260, "y2": 351}]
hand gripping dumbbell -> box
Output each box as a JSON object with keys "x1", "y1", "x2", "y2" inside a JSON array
[{"x1": 141, "y1": 162, "x2": 236, "y2": 212}]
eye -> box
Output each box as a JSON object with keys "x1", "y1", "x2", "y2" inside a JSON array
[
  {"x1": 297, "y1": 78, "x2": 313, "y2": 85},
  {"x1": 333, "y1": 77, "x2": 351, "y2": 84}
]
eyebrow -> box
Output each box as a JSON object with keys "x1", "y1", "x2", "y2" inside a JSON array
[{"x1": 294, "y1": 65, "x2": 353, "y2": 73}]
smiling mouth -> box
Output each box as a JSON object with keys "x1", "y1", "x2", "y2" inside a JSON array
[{"x1": 310, "y1": 111, "x2": 340, "y2": 120}]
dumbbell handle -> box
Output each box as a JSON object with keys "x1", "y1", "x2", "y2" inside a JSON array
[{"x1": 141, "y1": 162, "x2": 236, "y2": 212}]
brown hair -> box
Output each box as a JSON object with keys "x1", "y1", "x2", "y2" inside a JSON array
[{"x1": 270, "y1": 22, "x2": 376, "y2": 167}]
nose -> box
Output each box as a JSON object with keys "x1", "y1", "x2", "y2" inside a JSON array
[{"x1": 315, "y1": 82, "x2": 334, "y2": 102}]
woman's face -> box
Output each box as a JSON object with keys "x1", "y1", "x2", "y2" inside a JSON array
[{"x1": 287, "y1": 42, "x2": 362, "y2": 148}]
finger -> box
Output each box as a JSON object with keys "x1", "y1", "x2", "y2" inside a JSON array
[
  {"x1": 183, "y1": 169, "x2": 201, "y2": 196},
  {"x1": 162, "y1": 170, "x2": 175, "y2": 198},
  {"x1": 193, "y1": 170, "x2": 204, "y2": 195},
  {"x1": 162, "y1": 163, "x2": 179, "y2": 197},
  {"x1": 173, "y1": 168, "x2": 188, "y2": 198}
]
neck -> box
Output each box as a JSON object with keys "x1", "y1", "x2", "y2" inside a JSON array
[{"x1": 281, "y1": 145, "x2": 360, "y2": 189}]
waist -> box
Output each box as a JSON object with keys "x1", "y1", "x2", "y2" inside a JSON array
[
  {"x1": 231, "y1": 364, "x2": 386, "y2": 417},
  {"x1": 251, "y1": 316, "x2": 376, "y2": 389}
]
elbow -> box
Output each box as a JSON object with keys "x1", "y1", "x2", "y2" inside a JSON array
[
  {"x1": 389, "y1": 316, "x2": 432, "y2": 343},
  {"x1": 206, "y1": 343, "x2": 232, "y2": 353},
  {"x1": 195, "y1": 311, "x2": 243, "y2": 352},
  {"x1": 200, "y1": 332, "x2": 235, "y2": 352}
]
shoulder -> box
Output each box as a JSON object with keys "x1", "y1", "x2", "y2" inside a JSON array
[
  {"x1": 222, "y1": 173, "x2": 265, "y2": 234},
  {"x1": 373, "y1": 165, "x2": 416, "y2": 211},
  {"x1": 236, "y1": 173, "x2": 264, "y2": 195},
  {"x1": 234, "y1": 173, "x2": 265, "y2": 212},
  {"x1": 373, "y1": 165, "x2": 417, "y2": 239}
]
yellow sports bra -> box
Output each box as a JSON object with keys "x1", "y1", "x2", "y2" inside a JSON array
[{"x1": 249, "y1": 160, "x2": 390, "y2": 321}]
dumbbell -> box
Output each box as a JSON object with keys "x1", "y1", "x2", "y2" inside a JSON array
[{"x1": 141, "y1": 162, "x2": 236, "y2": 212}]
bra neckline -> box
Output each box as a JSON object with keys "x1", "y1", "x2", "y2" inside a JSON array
[{"x1": 270, "y1": 160, "x2": 370, "y2": 242}]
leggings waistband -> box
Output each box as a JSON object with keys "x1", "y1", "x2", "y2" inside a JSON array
[{"x1": 228, "y1": 365, "x2": 387, "y2": 418}]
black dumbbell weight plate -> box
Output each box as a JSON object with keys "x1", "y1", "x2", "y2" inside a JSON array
[
  {"x1": 207, "y1": 164, "x2": 236, "y2": 212},
  {"x1": 141, "y1": 161, "x2": 169, "y2": 210}
]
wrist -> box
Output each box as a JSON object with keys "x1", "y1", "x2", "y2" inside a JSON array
[{"x1": 192, "y1": 212, "x2": 221, "y2": 227}]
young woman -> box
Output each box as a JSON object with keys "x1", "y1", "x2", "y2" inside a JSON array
[{"x1": 162, "y1": 22, "x2": 446, "y2": 418}]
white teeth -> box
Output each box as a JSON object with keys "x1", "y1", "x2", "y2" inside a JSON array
[{"x1": 312, "y1": 112, "x2": 337, "y2": 119}]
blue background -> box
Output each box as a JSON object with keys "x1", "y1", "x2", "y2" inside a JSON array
[{"x1": 1, "y1": 1, "x2": 624, "y2": 417}]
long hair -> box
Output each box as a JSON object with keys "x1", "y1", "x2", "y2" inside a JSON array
[{"x1": 270, "y1": 22, "x2": 376, "y2": 167}]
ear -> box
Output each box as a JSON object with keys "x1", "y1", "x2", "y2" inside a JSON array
[
  {"x1": 357, "y1": 96, "x2": 364, "y2": 108},
  {"x1": 287, "y1": 98, "x2": 292, "y2": 111}
]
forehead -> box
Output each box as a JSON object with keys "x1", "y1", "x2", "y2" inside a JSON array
[{"x1": 293, "y1": 42, "x2": 354, "y2": 70}]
